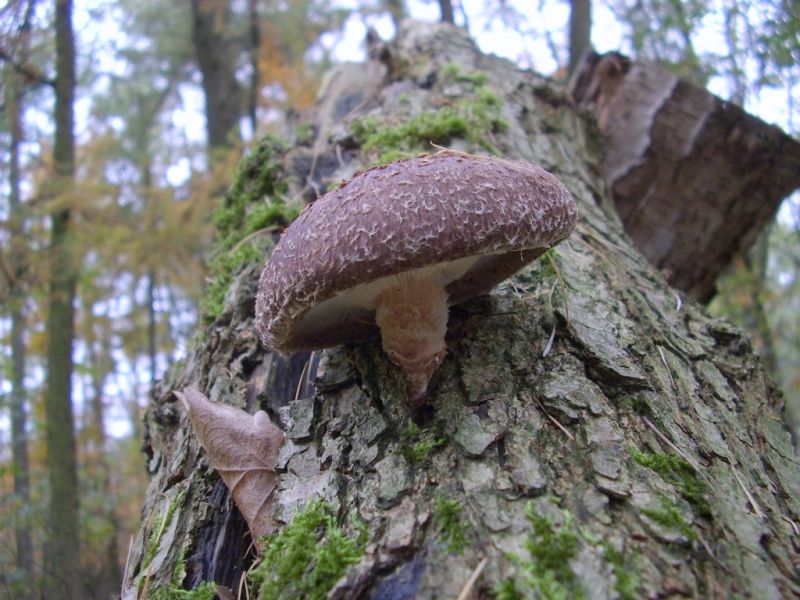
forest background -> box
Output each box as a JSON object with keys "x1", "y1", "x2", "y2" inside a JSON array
[{"x1": 0, "y1": 0, "x2": 797, "y2": 597}]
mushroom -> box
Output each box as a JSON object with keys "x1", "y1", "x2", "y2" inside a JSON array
[{"x1": 256, "y1": 151, "x2": 577, "y2": 405}]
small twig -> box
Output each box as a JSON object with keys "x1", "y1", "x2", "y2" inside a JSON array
[
  {"x1": 642, "y1": 416, "x2": 701, "y2": 473},
  {"x1": 456, "y1": 557, "x2": 488, "y2": 600},
  {"x1": 542, "y1": 282, "x2": 557, "y2": 358},
  {"x1": 731, "y1": 465, "x2": 764, "y2": 520},
  {"x1": 294, "y1": 357, "x2": 311, "y2": 402},
  {"x1": 656, "y1": 345, "x2": 677, "y2": 393},
  {"x1": 537, "y1": 399, "x2": 574, "y2": 440},
  {"x1": 546, "y1": 250, "x2": 570, "y2": 322},
  {"x1": 781, "y1": 516, "x2": 800, "y2": 536},
  {"x1": 121, "y1": 535, "x2": 134, "y2": 597},
  {"x1": 673, "y1": 291, "x2": 682, "y2": 312},
  {"x1": 237, "y1": 568, "x2": 250, "y2": 600},
  {"x1": 698, "y1": 534, "x2": 730, "y2": 573},
  {"x1": 229, "y1": 223, "x2": 283, "y2": 254},
  {"x1": 305, "y1": 351, "x2": 316, "y2": 393},
  {"x1": 542, "y1": 322, "x2": 557, "y2": 358}
]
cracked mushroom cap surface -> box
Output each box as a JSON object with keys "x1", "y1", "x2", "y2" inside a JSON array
[{"x1": 256, "y1": 152, "x2": 577, "y2": 351}]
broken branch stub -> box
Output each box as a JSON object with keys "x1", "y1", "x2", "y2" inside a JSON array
[{"x1": 176, "y1": 387, "x2": 284, "y2": 541}]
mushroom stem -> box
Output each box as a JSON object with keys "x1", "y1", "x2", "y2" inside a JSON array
[{"x1": 375, "y1": 274, "x2": 449, "y2": 405}]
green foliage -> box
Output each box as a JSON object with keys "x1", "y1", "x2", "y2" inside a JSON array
[
  {"x1": 629, "y1": 448, "x2": 710, "y2": 517},
  {"x1": 351, "y1": 67, "x2": 507, "y2": 164},
  {"x1": 609, "y1": 0, "x2": 799, "y2": 109},
  {"x1": 495, "y1": 503, "x2": 584, "y2": 600},
  {"x1": 432, "y1": 496, "x2": 469, "y2": 554},
  {"x1": 640, "y1": 496, "x2": 697, "y2": 541},
  {"x1": 202, "y1": 137, "x2": 299, "y2": 322},
  {"x1": 249, "y1": 498, "x2": 366, "y2": 600}
]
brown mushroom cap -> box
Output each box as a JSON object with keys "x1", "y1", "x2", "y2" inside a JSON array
[{"x1": 256, "y1": 152, "x2": 577, "y2": 351}]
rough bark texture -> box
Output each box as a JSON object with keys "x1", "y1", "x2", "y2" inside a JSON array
[
  {"x1": 568, "y1": 0, "x2": 591, "y2": 76},
  {"x1": 5, "y1": 24, "x2": 34, "y2": 582},
  {"x1": 570, "y1": 51, "x2": 800, "y2": 302},
  {"x1": 190, "y1": 0, "x2": 242, "y2": 151},
  {"x1": 45, "y1": 1, "x2": 81, "y2": 597},
  {"x1": 123, "y1": 23, "x2": 800, "y2": 599}
]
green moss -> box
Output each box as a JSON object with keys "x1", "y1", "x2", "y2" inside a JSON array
[
  {"x1": 494, "y1": 579, "x2": 524, "y2": 600},
  {"x1": 138, "y1": 491, "x2": 215, "y2": 598},
  {"x1": 400, "y1": 420, "x2": 446, "y2": 463},
  {"x1": 295, "y1": 121, "x2": 315, "y2": 145},
  {"x1": 150, "y1": 546, "x2": 216, "y2": 600},
  {"x1": 202, "y1": 137, "x2": 299, "y2": 323},
  {"x1": 143, "y1": 490, "x2": 186, "y2": 570},
  {"x1": 249, "y1": 498, "x2": 366, "y2": 600},
  {"x1": 441, "y1": 63, "x2": 490, "y2": 86},
  {"x1": 351, "y1": 71, "x2": 507, "y2": 165},
  {"x1": 215, "y1": 136, "x2": 288, "y2": 238},
  {"x1": 150, "y1": 583, "x2": 215, "y2": 600},
  {"x1": 495, "y1": 503, "x2": 584, "y2": 600},
  {"x1": 630, "y1": 448, "x2": 710, "y2": 517},
  {"x1": 602, "y1": 543, "x2": 639, "y2": 600},
  {"x1": 641, "y1": 496, "x2": 697, "y2": 541},
  {"x1": 433, "y1": 496, "x2": 469, "y2": 555},
  {"x1": 620, "y1": 394, "x2": 650, "y2": 416}
]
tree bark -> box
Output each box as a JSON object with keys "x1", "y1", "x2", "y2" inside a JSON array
[
  {"x1": 438, "y1": 0, "x2": 454, "y2": 24},
  {"x1": 123, "y1": 22, "x2": 800, "y2": 599},
  {"x1": 83, "y1": 326, "x2": 122, "y2": 597},
  {"x1": 247, "y1": 0, "x2": 260, "y2": 135},
  {"x1": 190, "y1": 0, "x2": 242, "y2": 153},
  {"x1": 568, "y1": 0, "x2": 591, "y2": 76},
  {"x1": 44, "y1": 0, "x2": 80, "y2": 597},
  {"x1": 5, "y1": 55, "x2": 35, "y2": 592},
  {"x1": 570, "y1": 51, "x2": 800, "y2": 302},
  {"x1": 3, "y1": 2, "x2": 37, "y2": 586}
]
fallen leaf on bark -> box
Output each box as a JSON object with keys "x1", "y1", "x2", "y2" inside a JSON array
[{"x1": 176, "y1": 387, "x2": 285, "y2": 541}]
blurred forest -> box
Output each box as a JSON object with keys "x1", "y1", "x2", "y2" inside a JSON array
[{"x1": 0, "y1": 0, "x2": 797, "y2": 597}]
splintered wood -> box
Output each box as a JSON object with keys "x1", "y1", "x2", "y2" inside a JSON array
[{"x1": 570, "y1": 52, "x2": 800, "y2": 301}]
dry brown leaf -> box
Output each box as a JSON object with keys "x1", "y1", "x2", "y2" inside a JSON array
[{"x1": 176, "y1": 387, "x2": 285, "y2": 541}]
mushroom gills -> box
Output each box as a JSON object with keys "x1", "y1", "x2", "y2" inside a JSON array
[{"x1": 285, "y1": 255, "x2": 479, "y2": 347}]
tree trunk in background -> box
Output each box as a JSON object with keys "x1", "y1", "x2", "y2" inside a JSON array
[
  {"x1": 44, "y1": 0, "x2": 80, "y2": 597},
  {"x1": 438, "y1": 0, "x2": 454, "y2": 24},
  {"x1": 147, "y1": 269, "x2": 158, "y2": 397},
  {"x1": 384, "y1": 0, "x2": 405, "y2": 31},
  {"x1": 568, "y1": 0, "x2": 591, "y2": 76},
  {"x1": 5, "y1": 58, "x2": 34, "y2": 589},
  {"x1": 190, "y1": 0, "x2": 242, "y2": 152},
  {"x1": 86, "y1": 342, "x2": 122, "y2": 597},
  {"x1": 123, "y1": 23, "x2": 800, "y2": 599},
  {"x1": 247, "y1": 0, "x2": 260, "y2": 135},
  {"x1": 743, "y1": 227, "x2": 779, "y2": 376}
]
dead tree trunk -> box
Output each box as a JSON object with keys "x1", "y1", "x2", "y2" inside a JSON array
[
  {"x1": 570, "y1": 52, "x2": 800, "y2": 302},
  {"x1": 123, "y1": 22, "x2": 800, "y2": 599}
]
